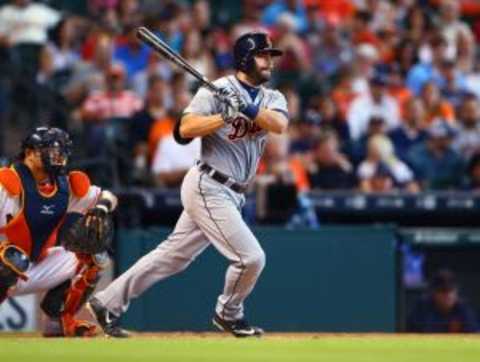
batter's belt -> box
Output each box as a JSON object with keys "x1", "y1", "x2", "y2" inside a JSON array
[{"x1": 196, "y1": 161, "x2": 248, "y2": 193}]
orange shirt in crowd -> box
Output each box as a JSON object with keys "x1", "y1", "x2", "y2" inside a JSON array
[
  {"x1": 148, "y1": 116, "x2": 175, "y2": 157},
  {"x1": 331, "y1": 88, "x2": 358, "y2": 120},
  {"x1": 389, "y1": 86, "x2": 413, "y2": 118},
  {"x1": 257, "y1": 157, "x2": 310, "y2": 193},
  {"x1": 424, "y1": 102, "x2": 456, "y2": 125},
  {"x1": 305, "y1": 0, "x2": 356, "y2": 24}
]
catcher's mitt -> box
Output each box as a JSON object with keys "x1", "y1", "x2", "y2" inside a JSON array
[{"x1": 59, "y1": 207, "x2": 113, "y2": 254}]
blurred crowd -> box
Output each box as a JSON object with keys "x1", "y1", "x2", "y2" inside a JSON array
[{"x1": 1, "y1": 0, "x2": 480, "y2": 192}]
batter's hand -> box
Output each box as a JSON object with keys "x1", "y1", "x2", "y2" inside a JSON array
[{"x1": 217, "y1": 88, "x2": 242, "y2": 123}]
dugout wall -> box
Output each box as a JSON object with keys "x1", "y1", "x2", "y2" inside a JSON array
[{"x1": 114, "y1": 226, "x2": 397, "y2": 332}]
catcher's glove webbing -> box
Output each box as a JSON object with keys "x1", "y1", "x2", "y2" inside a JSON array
[{"x1": 59, "y1": 208, "x2": 113, "y2": 254}]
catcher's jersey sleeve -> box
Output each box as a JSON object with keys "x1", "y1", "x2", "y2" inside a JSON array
[
  {"x1": 0, "y1": 185, "x2": 21, "y2": 230},
  {"x1": 67, "y1": 185, "x2": 102, "y2": 214}
]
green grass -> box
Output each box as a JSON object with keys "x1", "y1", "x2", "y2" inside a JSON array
[{"x1": 2, "y1": 334, "x2": 480, "y2": 362}]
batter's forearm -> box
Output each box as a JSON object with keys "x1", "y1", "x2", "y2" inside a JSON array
[
  {"x1": 180, "y1": 114, "x2": 225, "y2": 138},
  {"x1": 254, "y1": 109, "x2": 288, "y2": 134}
]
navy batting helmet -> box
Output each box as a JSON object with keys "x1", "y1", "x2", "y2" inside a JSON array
[
  {"x1": 21, "y1": 127, "x2": 73, "y2": 176},
  {"x1": 233, "y1": 32, "x2": 283, "y2": 72}
]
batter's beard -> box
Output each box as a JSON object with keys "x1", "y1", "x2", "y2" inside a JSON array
[{"x1": 251, "y1": 67, "x2": 272, "y2": 85}]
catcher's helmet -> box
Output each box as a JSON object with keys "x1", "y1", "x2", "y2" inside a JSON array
[
  {"x1": 21, "y1": 127, "x2": 73, "y2": 176},
  {"x1": 233, "y1": 32, "x2": 283, "y2": 72}
]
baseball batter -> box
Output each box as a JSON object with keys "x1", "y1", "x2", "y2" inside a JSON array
[{"x1": 89, "y1": 32, "x2": 288, "y2": 338}]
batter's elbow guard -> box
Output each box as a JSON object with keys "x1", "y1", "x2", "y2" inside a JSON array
[{"x1": 174, "y1": 117, "x2": 194, "y2": 145}]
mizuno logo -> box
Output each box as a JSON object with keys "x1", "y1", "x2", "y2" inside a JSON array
[{"x1": 40, "y1": 205, "x2": 55, "y2": 215}]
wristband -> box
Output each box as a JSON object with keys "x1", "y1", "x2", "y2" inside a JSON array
[
  {"x1": 96, "y1": 199, "x2": 112, "y2": 213},
  {"x1": 242, "y1": 103, "x2": 259, "y2": 120}
]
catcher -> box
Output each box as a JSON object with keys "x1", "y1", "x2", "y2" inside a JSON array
[{"x1": 0, "y1": 127, "x2": 117, "y2": 337}]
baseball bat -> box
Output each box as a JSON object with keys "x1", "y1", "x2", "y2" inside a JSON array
[{"x1": 136, "y1": 27, "x2": 232, "y2": 106}]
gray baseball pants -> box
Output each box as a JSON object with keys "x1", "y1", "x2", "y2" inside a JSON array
[{"x1": 95, "y1": 165, "x2": 265, "y2": 321}]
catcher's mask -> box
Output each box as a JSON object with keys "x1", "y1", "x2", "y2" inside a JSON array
[
  {"x1": 20, "y1": 127, "x2": 72, "y2": 177},
  {"x1": 233, "y1": 32, "x2": 283, "y2": 74}
]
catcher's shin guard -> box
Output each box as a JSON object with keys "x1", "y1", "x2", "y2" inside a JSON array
[{"x1": 41, "y1": 254, "x2": 107, "y2": 337}]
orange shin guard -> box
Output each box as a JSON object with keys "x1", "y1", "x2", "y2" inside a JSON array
[{"x1": 60, "y1": 255, "x2": 100, "y2": 337}]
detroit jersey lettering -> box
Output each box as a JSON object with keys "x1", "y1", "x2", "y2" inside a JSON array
[{"x1": 184, "y1": 75, "x2": 288, "y2": 184}]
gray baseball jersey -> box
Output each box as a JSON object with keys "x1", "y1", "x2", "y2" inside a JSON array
[
  {"x1": 95, "y1": 75, "x2": 288, "y2": 324},
  {"x1": 184, "y1": 75, "x2": 288, "y2": 183}
]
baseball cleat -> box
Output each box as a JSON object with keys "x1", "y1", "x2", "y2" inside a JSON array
[
  {"x1": 212, "y1": 314, "x2": 264, "y2": 338},
  {"x1": 42, "y1": 318, "x2": 64, "y2": 337},
  {"x1": 87, "y1": 297, "x2": 130, "y2": 338}
]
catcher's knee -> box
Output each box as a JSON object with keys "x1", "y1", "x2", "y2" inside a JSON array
[
  {"x1": 41, "y1": 279, "x2": 71, "y2": 318},
  {"x1": 41, "y1": 253, "x2": 107, "y2": 319}
]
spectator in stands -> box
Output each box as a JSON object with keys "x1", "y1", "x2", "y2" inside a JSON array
[
  {"x1": 453, "y1": 95, "x2": 480, "y2": 161},
  {"x1": 402, "y1": 5, "x2": 432, "y2": 46},
  {"x1": 0, "y1": 0, "x2": 61, "y2": 76},
  {"x1": 420, "y1": 82, "x2": 455, "y2": 125},
  {"x1": 407, "y1": 269, "x2": 478, "y2": 333},
  {"x1": 151, "y1": 134, "x2": 201, "y2": 188},
  {"x1": 462, "y1": 152, "x2": 480, "y2": 191},
  {"x1": 347, "y1": 74, "x2": 400, "y2": 141},
  {"x1": 388, "y1": 98, "x2": 428, "y2": 163},
  {"x1": 307, "y1": 131, "x2": 355, "y2": 190},
  {"x1": 261, "y1": 0, "x2": 308, "y2": 34},
  {"x1": 407, "y1": 119, "x2": 464, "y2": 190},
  {"x1": 438, "y1": 0, "x2": 476, "y2": 62},
  {"x1": 46, "y1": 17, "x2": 80, "y2": 75},
  {"x1": 81, "y1": 62, "x2": 143, "y2": 165},
  {"x1": 81, "y1": 63, "x2": 143, "y2": 122},
  {"x1": 456, "y1": 26, "x2": 475, "y2": 74},
  {"x1": 232, "y1": 0, "x2": 268, "y2": 40},
  {"x1": 304, "y1": 96, "x2": 349, "y2": 145},
  {"x1": 63, "y1": 34, "x2": 114, "y2": 105},
  {"x1": 117, "y1": 0, "x2": 142, "y2": 28},
  {"x1": 438, "y1": 60, "x2": 469, "y2": 108},
  {"x1": 131, "y1": 52, "x2": 173, "y2": 98},
  {"x1": 383, "y1": 63, "x2": 412, "y2": 114},
  {"x1": 129, "y1": 74, "x2": 171, "y2": 184},
  {"x1": 288, "y1": 119, "x2": 321, "y2": 156},
  {"x1": 357, "y1": 134, "x2": 419, "y2": 193},
  {"x1": 350, "y1": 10, "x2": 378, "y2": 46},
  {"x1": 312, "y1": 22, "x2": 353, "y2": 80},
  {"x1": 366, "y1": 161, "x2": 397, "y2": 193},
  {"x1": 149, "y1": 4, "x2": 185, "y2": 54},
  {"x1": 331, "y1": 67, "x2": 358, "y2": 119},
  {"x1": 351, "y1": 115, "x2": 388, "y2": 164},
  {"x1": 274, "y1": 12, "x2": 312, "y2": 82},
  {"x1": 181, "y1": 30, "x2": 215, "y2": 91},
  {"x1": 114, "y1": 24, "x2": 151, "y2": 80},
  {"x1": 351, "y1": 43, "x2": 378, "y2": 95},
  {"x1": 258, "y1": 133, "x2": 310, "y2": 193},
  {"x1": 191, "y1": 0, "x2": 211, "y2": 33},
  {"x1": 406, "y1": 34, "x2": 448, "y2": 96}
]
